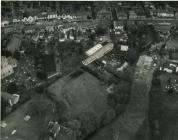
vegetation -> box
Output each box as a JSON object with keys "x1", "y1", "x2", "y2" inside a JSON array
[
  {"x1": 101, "y1": 108, "x2": 116, "y2": 125},
  {"x1": 55, "y1": 101, "x2": 68, "y2": 122},
  {"x1": 1, "y1": 98, "x2": 9, "y2": 119},
  {"x1": 36, "y1": 70, "x2": 47, "y2": 80},
  {"x1": 13, "y1": 50, "x2": 21, "y2": 60},
  {"x1": 27, "y1": 99, "x2": 53, "y2": 117},
  {"x1": 95, "y1": 22, "x2": 108, "y2": 36},
  {"x1": 7, "y1": 82, "x2": 19, "y2": 94},
  {"x1": 77, "y1": 112, "x2": 98, "y2": 136},
  {"x1": 126, "y1": 48, "x2": 139, "y2": 66},
  {"x1": 107, "y1": 81, "x2": 131, "y2": 116}
]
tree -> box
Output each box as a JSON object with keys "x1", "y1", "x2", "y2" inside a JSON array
[
  {"x1": 153, "y1": 69, "x2": 162, "y2": 77},
  {"x1": 7, "y1": 82, "x2": 18, "y2": 94},
  {"x1": 13, "y1": 50, "x2": 21, "y2": 60},
  {"x1": 152, "y1": 78, "x2": 161, "y2": 87},
  {"x1": 169, "y1": 2, "x2": 178, "y2": 17},
  {"x1": 159, "y1": 43, "x2": 167, "y2": 57},
  {"x1": 95, "y1": 23, "x2": 108, "y2": 36},
  {"x1": 35, "y1": 85, "x2": 45, "y2": 94},
  {"x1": 126, "y1": 48, "x2": 139, "y2": 66},
  {"x1": 89, "y1": 2, "x2": 96, "y2": 19},
  {"x1": 2, "y1": 50, "x2": 12, "y2": 57},
  {"x1": 107, "y1": 81, "x2": 131, "y2": 114},
  {"x1": 78, "y1": 43, "x2": 84, "y2": 55},
  {"x1": 152, "y1": 2, "x2": 166, "y2": 9},
  {"x1": 111, "y1": 7, "x2": 118, "y2": 20},
  {"x1": 36, "y1": 70, "x2": 47, "y2": 80},
  {"x1": 167, "y1": 87, "x2": 174, "y2": 95},
  {"x1": 139, "y1": 2, "x2": 151, "y2": 18}
]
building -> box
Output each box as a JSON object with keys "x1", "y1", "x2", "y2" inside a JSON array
[
  {"x1": 82, "y1": 43, "x2": 114, "y2": 66},
  {"x1": 155, "y1": 22, "x2": 172, "y2": 33},
  {"x1": 116, "y1": 12, "x2": 127, "y2": 19},
  {"x1": 1, "y1": 56, "x2": 17, "y2": 79},
  {"x1": 86, "y1": 44, "x2": 103, "y2": 56},
  {"x1": 129, "y1": 10, "x2": 137, "y2": 19},
  {"x1": 42, "y1": 53, "x2": 56, "y2": 73},
  {"x1": 163, "y1": 60, "x2": 178, "y2": 74},
  {"x1": 46, "y1": 25, "x2": 55, "y2": 32},
  {"x1": 120, "y1": 45, "x2": 129, "y2": 51},
  {"x1": 1, "y1": 20, "x2": 9, "y2": 27},
  {"x1": 24, "y1": 25, "x2": 35, "y2": 34},
  {"x1": 157, "y1": 9, "x2": 174, "y2": 18},
  {"x1": 7, "y1": 57, "x2": 17, "y2": 68},
  {"x1": 35, "y1": 52, "x2": 56, "y2": 74}
]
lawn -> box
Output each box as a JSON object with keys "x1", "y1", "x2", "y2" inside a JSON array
[
  {"x1": 1, "y1": 95, "x2": 57, "y2": 140},
  {"x1": 47, "y1": 71, "x2": 110, "y2": 120}
]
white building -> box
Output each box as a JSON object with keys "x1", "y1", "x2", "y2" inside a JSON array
[
  {"x1": 1, "y1": 56, "x2": 17, "y2": 79},
  {"x1": 82, "y1": 43, "x2": 114, "y2": 65},
  {"x1": 120, "y1": 45, "x2": 129, "y2": 51},
  {"x1": 86, "y1": 44, "x2": 103, "y2": 56}
]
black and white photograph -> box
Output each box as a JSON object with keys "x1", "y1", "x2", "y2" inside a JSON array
[{"x1": 1, "y1": 1, "x2": 178, "y2": 140}]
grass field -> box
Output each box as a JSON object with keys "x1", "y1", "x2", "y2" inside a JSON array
[
  {"x1": 1, "y1": 95, "x2": 57, "y2": 140},
  {"x1": 47, "y1": 71, "x2": 110, "y2": 120},
  {"x1": 149, "y1": 73, "x2": 178, "y2": 140}
]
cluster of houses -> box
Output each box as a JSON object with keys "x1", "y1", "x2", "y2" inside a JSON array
[
  {"x1": 1, "y1": 56, "x2": 17, "y2": 79},
  {"x1": 1, "y1": 14, "x2": 78, "y2": 27}
]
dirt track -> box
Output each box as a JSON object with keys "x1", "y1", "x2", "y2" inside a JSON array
[{"x1": 89, "y1": 55, "x2": 154, "y2": 140}]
